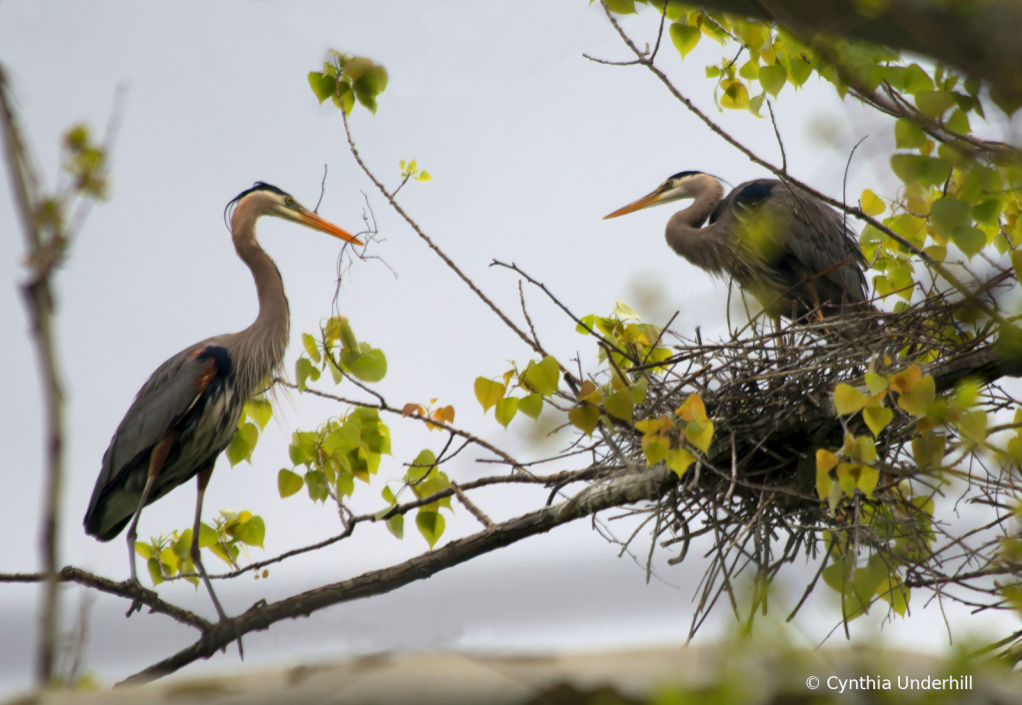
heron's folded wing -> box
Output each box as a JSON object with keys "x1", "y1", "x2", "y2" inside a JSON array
[{"x1": 86, "y1": 342, "x2": 219, "y2": 521}]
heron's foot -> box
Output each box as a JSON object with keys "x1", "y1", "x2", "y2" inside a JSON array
[{"x1": 122, "y1": 577, "x2": 157, "y2": 618}]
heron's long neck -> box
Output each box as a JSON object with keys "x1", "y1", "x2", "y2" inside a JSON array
[
  {"x1": 665, "y1": 177, "x2": 730, "y2": 275},
  {"x1": 231, "y1": 211, "x2": 290, "y2": 394}
]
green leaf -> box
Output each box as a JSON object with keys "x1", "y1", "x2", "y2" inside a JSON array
[
  {"x1": 897, "y1": 375, "x2": 935, "y2": 416},
  {"x1": 416, "y1": 510, "x2": 445, "y2": 548},
  {"x1": 196, "y1": 522, "x2": 218, "y2": 549},
  {"x1": 305, "y1": 470, "x2": 328, "y2": 502},
  {"x1": 575, "y1": 314, "x2": 595, "y2": 335},
  {"x1": 352, "y1": 66, "x2": 389, "y2": 114},
  {"x1": 914, "y1": 91, "x2": 955, "y2": 119},
  {"x1": 568, "y1": 404, "x2": 601, "y2": 437},
  {"x1": 929, "y1": 198, "x2": 971, "y2": 238},
  {"x1": 1012, "y1": 251, "x2": 1022, "y2": 283},
  {"x1": 862, "y1": 406, "x2": 893, "y2": 437},
  {"x1": 494, "y1": 397, "x2": 518, "y2": 429},
  {"x1": 720, "y1": 79, "x2": 750, "y2": 110},
  {"x1": 604, "y1": 388, "x2": 634, "y2": 421},
  {"x1": 277, "y1": 469, "x2": 304, "y2": 498},
  {"x1": 386, "y1": 513, "x2": 404, "y2": 540},
  {"x1": 307, "y1": 72, "x2": 337, "y2": 104},
  {"x1": 134, "y1": 542, "x2": 152, "y2": 560},
  {"x1": 407, "y1": 449, "x2": 437, "y2": 484},
  {"x1": 890, "y1": 155, "x2": 952, "y2": 187},
  {"x1": 833, "y1": 384, "x2": 867, "y2": 416},
  {"x1": 231, "y1": 516, "x2": 265, "y2": 548},
  {"x1": 894, "y1": 118, "x2": 927, "y2": 150},
  {"x1": 147, "y1": 557, "x2": 164, "y2": 587},
  {"x1": 246, "y1": 398, "x2": 273, "y2": 431},
  {"x1": 877, "y1": 575, "x2": 910, "y2": 616},
  {"x1": 345, "y1": 348, "x2": 387, "y2": 382},
  {"x1": 523, "y1": 356, "x2": 560, "y2": 396},
  {"x1": 518, "y1": 393, "x2": 543, "y2": 419},
  {"x1": 631, "y1": 376, "x2": 649, "y2": 404},
  {"x1": 865, "y1": 372, "x2": 888, "y2": 396},
  {"x1": 758, "y1": 64, "x2": 786, "y2": 97},
  {"x1": 669, "y1": 23, "x2": 700, "y2": 58},
  {"x1": 295, "y1": 357, "x2": 316, "y2": 392},
  {"x1": 789, "y1": 58, "x2": 811, "y2": 87},
  {"x1": 990, "y1": 85, "x2": 1022, "y2": 117},
  {"x1": 301, "y1": 333, "x2": 321, "y2": 363},
  {"x1": 225, "y1": 422, "x2": 258, "y2": 467},
  {"x1": 173, "y1": 530, "x2": 193, "y2": 560},
  {"x1": 474, "y1": 377, "x2": 506, "y2": 413},
  {"x1": 605, "y1": 0, "x2": 637, "y2": 14},
  {"x1": 951, "y1": 227, "x2": 986, "y2": 259}
]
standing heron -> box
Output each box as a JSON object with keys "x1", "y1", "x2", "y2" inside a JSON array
[
  {"x1": 604, "y1": 171, "x2": 867, "y2": 320},
  {"x1": 84, "y1": 182, "x2": 362, "y2": 637}
]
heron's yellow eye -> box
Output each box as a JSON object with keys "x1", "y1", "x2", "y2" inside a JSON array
[{"x1": 285, "y1": 197, "x2": 294, "y2": 205}]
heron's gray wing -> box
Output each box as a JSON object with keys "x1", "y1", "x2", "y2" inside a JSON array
[
  {"x1": 84, "y1": 340, "x2": 221, "y2": 534},
  {"x1": 763, "y1": 184, "x2": 868, "y2": 304}
]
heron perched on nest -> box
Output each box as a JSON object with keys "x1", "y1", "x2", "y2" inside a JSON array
[{"x1": 605, "y1": 171, "x2": 868, "y2": 321}]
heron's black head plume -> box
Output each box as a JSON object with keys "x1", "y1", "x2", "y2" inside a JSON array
[{"x1": 224, "y1": 182, "x2": 292, "y2": 231}]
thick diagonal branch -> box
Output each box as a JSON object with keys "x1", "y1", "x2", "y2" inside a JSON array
[{"x1": 120, "y1": 467, "x2": 677, "y2": 685}]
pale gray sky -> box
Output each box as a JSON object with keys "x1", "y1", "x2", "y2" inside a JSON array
[{"x1": 0, "y1": 0, "x2": 1014, "y2": 695}]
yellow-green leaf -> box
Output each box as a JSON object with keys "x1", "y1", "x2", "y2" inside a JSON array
[
  {"x1": 134, "y1": 542, "x2": 152, "y2": 560},
  {"x1": 833, "y1": 384, "x2": 867, "y2": 416},
  {"x1": 147, "y1": 557, "x2": 164, "y2": 587},
  {"x1": 386, "y1": 513, "x2": 404, "y2": 540},
  {"x1": 604, "y1": 388, "x2": 634, "y2": 421},
  {"x1": 877, "y1": 575, "x2": 910, "y2": 616},
  {"x1": 863, "y1": 406, "x2": 894, "y2": 437},
  {"x1": 960, "y1": 409, "x2": 987, "y2": 443},
  {"x1": 494, "y1": 397, "x2": 518, "y2": 429},
  {"x1": 642, "y1": 434, "x2": 670, "y2": 467},
  {"x1": 758, "y1": 63, "x2": 786, "y2": 97},
  {"x1": 684, "y1": 419, "x2": 714, "y2": 453},
  {"x1": 666, "y1": 447, "x2": 695, "y2": 478},
  {"x1": 301, "y1": 333, "x2": 321, "y2": 363},
  {"x1": 277, "y1": 469, "x2": 304, "y2": 498},
  {"x1": 474, "y1": 377, "x2": 506, "y2": 413},
  {"x1": 523, "y1": 356, "x2": 560, "y2": 396},
  {"x1": 897, "y1": 375, "x2": 935, "y2": 416},
  {"x1": 416, "y1": 510, "x2": 445, "y2": 549},
  {"x1": 865, "y1": 372, "x2": 888, "y2": 397},
  {"x1": 720, "y1": 79, "x2": 750, "y2": 110},
  {"x1": 857, "y1": 465, "x2": 879, "y2": 497},
  {"x1": 569, "y1": 404, "x2": 600, "y2": 437},
  {"x1": 669, "y1": 23, "x2": 700, "y2": 59},
  {"x1": 518, "y1": 393, "x2": 543, "y2": 419},
  {"x1": 246, "y1": 398, "x2": 273, "y2": 431},
  {"x1": 860, "y1": 189, "x2": 885, "y2": 217}
]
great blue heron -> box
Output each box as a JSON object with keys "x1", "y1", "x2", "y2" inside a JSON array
[
  {"x1": 604, "y1": 171, "x2": 867, "y2": 320},
  {"x1": 84, "y1": 182, "x2": 362, "y2": 638}
]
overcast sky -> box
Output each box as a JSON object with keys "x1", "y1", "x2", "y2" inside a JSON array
[{"x1": 0, "y1": 0, "x2": 1017, "y2": 695}]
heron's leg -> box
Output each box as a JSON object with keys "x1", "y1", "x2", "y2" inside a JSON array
[
  {"x1": 190, "y1": 462, "x2": 244, "y2": 659},
  {"x1": 125, "y1": 433, "x2": 176, "y2": 585}
]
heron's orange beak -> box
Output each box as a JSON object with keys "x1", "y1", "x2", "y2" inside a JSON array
[
  {"x1": 603, "y1": 191, "x2": 662, "y2": 219},
  {"x1": 299, "y1": 210, "x2": 364, "y2": 246}
]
